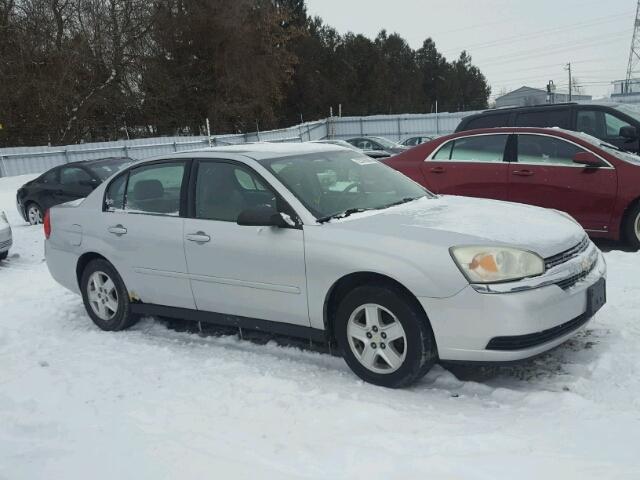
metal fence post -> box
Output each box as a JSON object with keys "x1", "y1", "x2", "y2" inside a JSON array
[
  {"x1": 359, "y1": 117, "x2": 364, "y2": 136},
  {"x1": 397, "y1": 117, "x2": 402, "y2": 141},
  {"x1": 64, "y1": 148, "x2": 70, "y2": 163},
  {"x1": 123, "y1": 143, "x2": 129, "y2": 158},
  {"x1": 0, "y1": 155, "x2": 5, "y2": 177},
  {"x1": 173, "y1": 141, "x2": 178, "y2": 152}
]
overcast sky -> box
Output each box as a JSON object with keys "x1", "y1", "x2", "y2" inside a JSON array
[{"x1": 305, "y1": 0, "x2": 636, "y2": 104}]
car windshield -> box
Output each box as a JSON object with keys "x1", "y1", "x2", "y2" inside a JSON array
[
  {"x1": 87, "y1": 159, "x2": 132, "y2": 180},
  {"x1": 261, "y1": 150, "x2": 432, "y2": 221},
  {"x1": 614, "y1": 104, "x2": 640, "y2": 123}
]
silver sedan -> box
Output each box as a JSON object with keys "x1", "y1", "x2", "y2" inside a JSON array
[
  {"x1": 45, "y1": 143, "x2": 606, "y2": 388},
  {"x1": 0, "y1": 211, "x2": 12, "y2": 261}
]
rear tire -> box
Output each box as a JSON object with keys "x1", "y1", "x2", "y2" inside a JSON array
[
  {"x1": 26, "y1": 202, "x2": 43, "y2": 225},
  {"x1": 80, "y1": 259, "x2": 139, "y2": 331},
  {"x1": 0, "y1": 251, "x2": 7, "y2": 261},
  {"x1": 335, "y1": 284, "x2": 437, "y2": 388},
  {"x1": 623, "y1": 203, "x2": 640, "y2": 250}
]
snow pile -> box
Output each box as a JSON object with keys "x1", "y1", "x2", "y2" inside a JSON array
[{"x1": 1, "y1": 175, "x2": 639, "y2": 479}]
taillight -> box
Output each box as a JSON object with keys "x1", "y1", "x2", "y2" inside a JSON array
[{"x1": 44, "y1": 209, "x2": 51, "y2": 239}]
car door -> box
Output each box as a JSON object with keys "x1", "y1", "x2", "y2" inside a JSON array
[
  {"x1": 100, "y1": 160, "x2": 196, "y2": 309},
  {"x1": 57, "y1": 166, "x2": 96, "y2": 203},
  {"x1": 183, "y1": 159, "x2": 309, "y2": 327},
  {"x1": 508, "y1": 133, "x2": 618, "y2": 233},
  {"x1": 420, "y1": 133, "x2": 511, "y2": 200}
]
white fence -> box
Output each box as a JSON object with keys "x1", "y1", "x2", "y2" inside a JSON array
[{"x1": 0, "y1": 111, "x2": 475, "y2": 177}]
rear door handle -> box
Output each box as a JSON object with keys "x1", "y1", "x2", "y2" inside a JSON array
[
  {"x1": 430, "y1": 166, "x2": 446, "y2": 174},
  {"x1": 107, "y1": 225, "x2": 127, "y2": 235},
  {"x1": 185, "y1": 231, "x2": 211, "y2": 243},
  {"x1": 512, "y1": 169, "x2": 534, "y2": 177}
]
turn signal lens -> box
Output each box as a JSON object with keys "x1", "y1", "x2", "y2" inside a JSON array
[
  {"x1": 450, "y1": 246, "x2": 545, "y2": 283},
  {"x1": 43, "y1": 210, "x2": 51, "y2": 239}
]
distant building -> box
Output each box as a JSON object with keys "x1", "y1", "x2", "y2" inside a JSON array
[
  {"x1": 611, "y1": 79, "x2": 640, "y2": 103},
  {"x1": 495, "y1": 86, "x2": 591, "y2": 108}
]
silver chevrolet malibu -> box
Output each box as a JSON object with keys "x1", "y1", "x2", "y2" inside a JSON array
[
  {"x1": 0, "y1": 210, "x2": 12, "y2": 261},
  {"x1": 45, "y1": 143, "x2": 606, "y2": 388}
]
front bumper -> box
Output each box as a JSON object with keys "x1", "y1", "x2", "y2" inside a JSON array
[{"x1": 420, "y1": 242, "x2": 606, "y2": 362}]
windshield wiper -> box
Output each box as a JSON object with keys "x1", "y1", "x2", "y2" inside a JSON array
[
  {"x1": 316, "y1": 207, "x2": 372, "y2": 223},
  {"x1": 379, "y1": 196, "x2": 422, "y2": 209}
]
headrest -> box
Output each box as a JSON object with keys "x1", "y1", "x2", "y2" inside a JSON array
[{"x1": 133, "y1": 179, "x2": 164, "y2": 200}]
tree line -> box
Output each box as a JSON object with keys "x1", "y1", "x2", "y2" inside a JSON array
[{"x1": 0, "y1": 0, "x2": 491, "y2": 147}]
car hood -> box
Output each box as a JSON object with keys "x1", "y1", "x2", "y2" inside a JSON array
[{"x1": 327, "y1": 195, "x2": 585, "y2": 258}]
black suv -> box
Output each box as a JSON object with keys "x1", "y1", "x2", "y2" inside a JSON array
[{"x1": 456, "y1": 103, "x2": 640, "y2": 153}]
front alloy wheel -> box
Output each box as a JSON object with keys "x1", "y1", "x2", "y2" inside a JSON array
[
  {"x1": 336, "y1": 284, "x2": 437, "y2": 388},
  {"x1": 347, "y1": 304, "x2": 407, "y2": 374}
]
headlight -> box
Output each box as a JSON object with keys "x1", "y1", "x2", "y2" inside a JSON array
[{"x1": 450, "y1": 246, "x2": 545, "y2": 283}]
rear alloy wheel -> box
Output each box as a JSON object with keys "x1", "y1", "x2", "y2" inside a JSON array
[
  {"x1": 27, "y1": 203, "x2": 43, "y2": 225},
  {"x1": 335, "y1": 284, "x2": 437, "y2": 388},
  {"x1": 624, "y1": 203, "x2": 640, "y2": 250},
  {"x1": 80, "y1": 259, "x2": 138, "y2": 331}
]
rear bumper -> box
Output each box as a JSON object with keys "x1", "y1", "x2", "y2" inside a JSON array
[
  {"x1": 420, "y1": 247, "x2": 606, "y2": 362},
  {"x1": 45, "y1": 241, "x2": 81, "y2": 294}
]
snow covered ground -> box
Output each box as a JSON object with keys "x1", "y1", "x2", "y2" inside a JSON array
[{"x1": 1, "y1": 174, "x2": 640, "y2": 479}]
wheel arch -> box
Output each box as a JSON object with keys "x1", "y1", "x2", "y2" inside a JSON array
[
  {"x1": 76, "y1": 252, "x2": 109, "y2": 289},
  {"x1": 322, "y1": 271, "x2": 435, "y2": 347},
  {"x1": 620, "y1": 196, "x2": 640, "y2": 241}
]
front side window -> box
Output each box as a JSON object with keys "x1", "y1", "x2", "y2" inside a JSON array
[
  {"x1": 195, "y1": 162, "x2": 276, "y2": 222},
  {"x1": 125, "y1": 162, "x2": 185, "y2": 215},
  {"x1": 604, "y1": 113, "x2": 632, "y2": 138},
  {"x1": 517, "y1": 135, "x2": 584, "y2": 166},
  {"x1": 262, "y1": 151, "x2": 429, "y2": 219},
  {"x1": 435, "y1": 135, "x2": 507, "y2": 162},
  {"x1": 41, "y1": 169, "x2": 59, "y2": 184},
  {"x1": 60, "y1": 167, "x2": 92, "y2": 186}
]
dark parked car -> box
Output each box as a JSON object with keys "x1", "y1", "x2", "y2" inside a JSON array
[
  {"x1": 456, "y1": 103, "x2": 640, "y2": 153},
  {"x1": 17, "y1": 157, "x2": 132, "y2": 224},
  {"x1": 346, "y1": 136, "x2": 408, "y2": 156},
  {"x1": 401, "y1": 135, "x2": 433, "y2": 147},
  {"x1": 385, "y1": 127, "x2": 640, "y2": 248}
]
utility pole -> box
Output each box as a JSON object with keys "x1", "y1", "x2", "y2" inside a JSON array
[
  {"x1": 565, "y1": 63, "x2": 572, "y2": 101},
  {"x1": 626, "y1": 1, "x2": 640, "y2": 94}
]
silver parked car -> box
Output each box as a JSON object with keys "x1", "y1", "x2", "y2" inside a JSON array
[
  {"x1": 45, "y1": 143, "x2": 606, "y2": 388},
  {"x1": 0, "y1": 211, "x2": 12, "y2": 260}
]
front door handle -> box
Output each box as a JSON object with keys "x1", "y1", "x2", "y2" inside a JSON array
[
  {"x1": 512, "y1": 169, "x2": 534, "y2": 177},
  {"x1": 185, "y1": 231, "x2": 211, "y2": 243},
  {"x1": 107, "y1": 225, "x2": 127, "y2": 235},
  {"x1": 430, "y1": 166, "x2": 446, "y2": 174}
]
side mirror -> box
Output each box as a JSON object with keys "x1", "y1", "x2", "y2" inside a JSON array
[
  {"x1": 573, "y1": 151, "x2": 602, "y2": 168},
  {"x1": 619, "y1": 125, "x2": 638, "y2": 139},
  {"x1": 237, "y1": 205, "x2": 295, "y2": 228}
]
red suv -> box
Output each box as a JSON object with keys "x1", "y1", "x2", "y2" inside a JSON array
[{"x1": 385, "y1": 127, "x2": 640, "y2": 248}]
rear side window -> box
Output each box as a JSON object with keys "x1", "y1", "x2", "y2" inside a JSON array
[
  {"x1": 604, "y1": 113, "x2": 632, "y2": 138},
  {"x1": 434, "y1": 135, "x2": 507, "y2": 162},
  {"x1": 514, "y1": 109, "x2": 570, "y2": 129},
  {"x1": 125, "y1": 162, "x2": 185, "y2": 215},
  {"x1": 40, "y1": 169, "x2": 59, "y2": 184},
  {"x1": 576, "y1": 110, "x2": 605, "y2": 138},
  {"x1": 464, "y1": 113, "x2": 510, "y2": 129}
]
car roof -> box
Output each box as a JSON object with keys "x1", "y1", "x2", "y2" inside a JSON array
[
  {"x1": 436, "y1": 126, "x2": 597, "y2": 143},
  {"x1": 181, "y1": 141, "x2": 346, "y2": 162},
  {"x1": 64, "y1": 157, "x2": 132, "y2": 168}
]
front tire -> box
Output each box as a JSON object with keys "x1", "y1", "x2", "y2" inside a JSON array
[
  {"x1": 27, "y1": 203, "x2": 43, "y2": 225},
  {"x1": 335, "y1": 284, "x2": 437, "y2": 388},
  {"x1": 624, "y1": 203, "x2": 640, "y2": 250},
  {"x1": 80, "y1": 259, "x2": 138, "y2": 331},
  {"x1": 0, "y1": 251, "x2": 7, "y2": 261}
]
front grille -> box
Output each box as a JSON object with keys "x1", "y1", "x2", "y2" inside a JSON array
[
  {"x1": 486, "y1": 312, "x2": 590, "y2": 351},
  {"x1": 0, "y1": 238, "x2": 11, "y2": 250},
  {"x1": 555, "y1": 262, "x2": 596, "y2": 290},
  {"x1": 544, "y1": 236, "x2": 589, "y2": 270}
]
